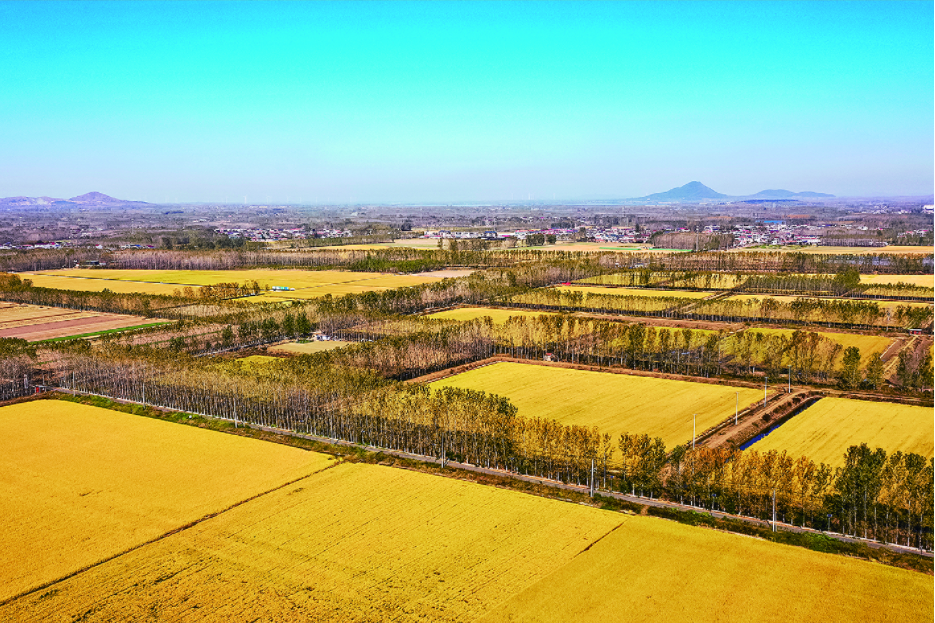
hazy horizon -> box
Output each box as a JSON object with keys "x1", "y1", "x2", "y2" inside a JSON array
[{"x1": 2, "y1": 1, "x2": 932, "y2": 203}]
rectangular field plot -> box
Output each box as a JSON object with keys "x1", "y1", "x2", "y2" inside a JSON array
[
  {"x1": 723, "y1": 329, "x2": 895, "y2": 369},
  {"x1": 1, "y1": 463, "x2": 623, "y2": 622},
  {"x1": 0, "y1": 400, "x2": 333, "y2": 601},
  {"x1": 427, "y1": 307, "x2": 557, "y2": 323},
  {"x1": 480, "y1": 514, "x2": 932, "y2": 623},
  {"x1": 748, "y1": 397, "x2": 933, "y2": 467},
  {"x1": 556, "y1": 285, "x2": 715, "y2": 299},
  {"x1": 19, "y1": 273, "x2": 186, "y2": 295},
  {"x1": 860, "y1": 274, "x2": 934, "y2": 288},
  {"x1": 21, "y1": 268, "x2": 444, "y2": 301},
  {"x1": 0, "y1": 302, "x2": 163, "y2": 341},
  {"x1": 432, "y1": 362, "x2": 762, "y2": 448},
  {"x1": 4, "y1": 461, "x2": 928, "y2": 623},
  {"x1": 268, "y1": 339, "x2": 353, "y2": 355}
]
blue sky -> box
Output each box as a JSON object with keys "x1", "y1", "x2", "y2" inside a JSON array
[{"x1": 1, "y1": 1, "x2": 931, "y2": 202}]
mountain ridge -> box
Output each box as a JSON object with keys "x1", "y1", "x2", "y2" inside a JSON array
[
  {"x1": 0, "y1": 192, "x2": 148, "y2": 207},
  {"x1": 637, "y1": 182, "x2": 834, "y2": 202}
]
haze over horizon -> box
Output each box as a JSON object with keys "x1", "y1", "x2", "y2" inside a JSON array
[{"x1": 1, "y1": 1, "x2": 932, "y2": 203}]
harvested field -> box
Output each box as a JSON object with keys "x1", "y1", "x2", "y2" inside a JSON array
[
  {"x1": 427, "y1": 307, "x2": 557, "y2": 324},
  {"x1": 2, "y1": 462, "x2": 622, "y2": 622},
  {"x1": 21, "y1": 269, "x2": 444, "y2": 302},
  {"x1": 555, "y1": 285, "x2": 714, "y2": 299},
  {"x1": 480, "y1": 514, "x2": 932, "y2": 623},
  {"x1": 416, "y1": 269, "x2": 475, "y2": 279},
  {"x1": 0, "y1": 400, "x2": 333, "y2": 602},
  {"x1": 748, "y1": 397, "x2": 933, "y2": 466},
  {"x1": 432, "y1": 362, "x2": 762, "y2": 448},
  {"x1": 0, "y1": 302, "x2": 163, "y2": 341},
  {"x1": 268, "y1": 339, "x2": 353, "y2": 355}
]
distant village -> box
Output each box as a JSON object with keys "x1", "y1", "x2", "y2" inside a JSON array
[{"x1": 2, "y1": 219, "x2": 931, "y2": 252}]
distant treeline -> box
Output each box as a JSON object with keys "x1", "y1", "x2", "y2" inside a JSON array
[{"x1": 1, "y1": 246, "x2": 931, "y2": 275}]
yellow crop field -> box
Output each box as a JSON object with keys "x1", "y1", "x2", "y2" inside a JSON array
[
  {"x1": 4, "y1": 459, "x2": 928, "y2": 622},
  {"x1": 726, "y1": 293, "x2": 932, "y2": 312},
  {"x1": 432, "y1": 362, "x2": 762, "y2": 448},
  {"x1": 556, "y1": 285, "x2": 714, "y2": 299},
  {"x1": 724, "y1": 328, "x2": 895, "y2": 369},
  {"x1": 480, "y1": 514, "x2": 932, "y2": 623},
  {"x1": 861, "y1": 274, "x2": 935, "y2": 288},
  {"x1": 748, "y1": 397, "x2": 933, "y2": 467},
  {"x1": 2, "y1": 462, "x2": 623, "y2": 622},
  {"x1": 268, "y1": 339, "x2": 353, "y2": 354},
  {"x1": 21, "y1": 273, "x2": 185, "y2": 295},
  {"x1": 0, "y1": 400, "x2": 333, "y2": 602},
  {"x1": 427, "y1": 307, "x2": 557, "y2": 323},
  {"x1": 21, "y1": 269, "x2": 444, "y2": 301}
]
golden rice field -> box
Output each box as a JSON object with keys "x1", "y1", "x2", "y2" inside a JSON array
[
  {"x1": 3, "y1": 462, "x2": 622, "y2": 622},
  {"x1": 0, "y1": 400, "x2": 333, "y2": 602},
  {"x1": 749, "y1": 397, "x2": 934, "y2": 467},
  {"x1": 5, "y1": 459, "x2": 929, "y2": 622},
  {"x1": 21, "y1": 268, "x2": 444, "y2": 301},
  {"x1": 577, "y1": 273, "x2": 747, "y2": 289},
  {"x1": 19, "y1": 273, "x2": 185, "y2": 295},
  {"x1": 725, "y1": 293, "x2": 933, "y2": 312},
  {"x1": 860, "y1": 274, "x2": 935, "y2": 288},
  {"x1": 427, "y1": 306, "x2": 557, "y2": 324},
  {"x1": 432, "y1": 362, "x2": 763, "y2": 448},
  {"x1": 1, "y1": 401, "x2": 929, "y2": 621},
  {"x1": 268, "y1": 339, "x2": 353, "y2": 355},
  {"x1": 479, "y1": 514, "x2": 932, "y2": 623},
  {"x1": 555, "y1": 285, "x2": 715, "y2": 299},
  {"x1": 724, "y1": 328, "x2": 895, "y2": 369}
]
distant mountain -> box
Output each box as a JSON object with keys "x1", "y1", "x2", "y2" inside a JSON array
[
  {"x1": 639, "y1": 181, "x2": 727, "y2": 201},
  {"x1": 69, "y1": 191, "x2": 125, "y2": 204},
  {"x1": 635, "y1": 182, "x2": 834, "y2": 202},
  {"x1": 749, "y1": 189, "x2": 834, "y2": 199},
  {"x1": 0, "y1": 192, "x2": 148, "y2": 207}
]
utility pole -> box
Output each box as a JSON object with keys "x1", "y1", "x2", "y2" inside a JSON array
[
  {"x1": 590, "y1": 458, "x2": 595, "y2": 497},
  {"x1": 772, "y1": 488, "x2": 777, "y2": 532},
  {"x1": 735, "y1": 392, "x2": 739, "y2": 426},
  {"x1": 692, "y1": 413, "x2": 696, "y2": 449},
  {"x1": 764, "y1": 377, "x2": 768, "y2": 407},
  {"x1": 788, "y1": 366, "x2": 791, "y2": 393}
]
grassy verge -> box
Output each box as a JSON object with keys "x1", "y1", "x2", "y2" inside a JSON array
[{"x1": 36, "y1": 392, "x2": 935, "y2": 576}]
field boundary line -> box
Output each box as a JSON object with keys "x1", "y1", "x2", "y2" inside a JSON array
[
  {"x1": 576, "y1": 521, "x2": 627, "y2": 556},
  {"x1": 0, "y1": 457, "x2": 344, "y2": 608}
]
